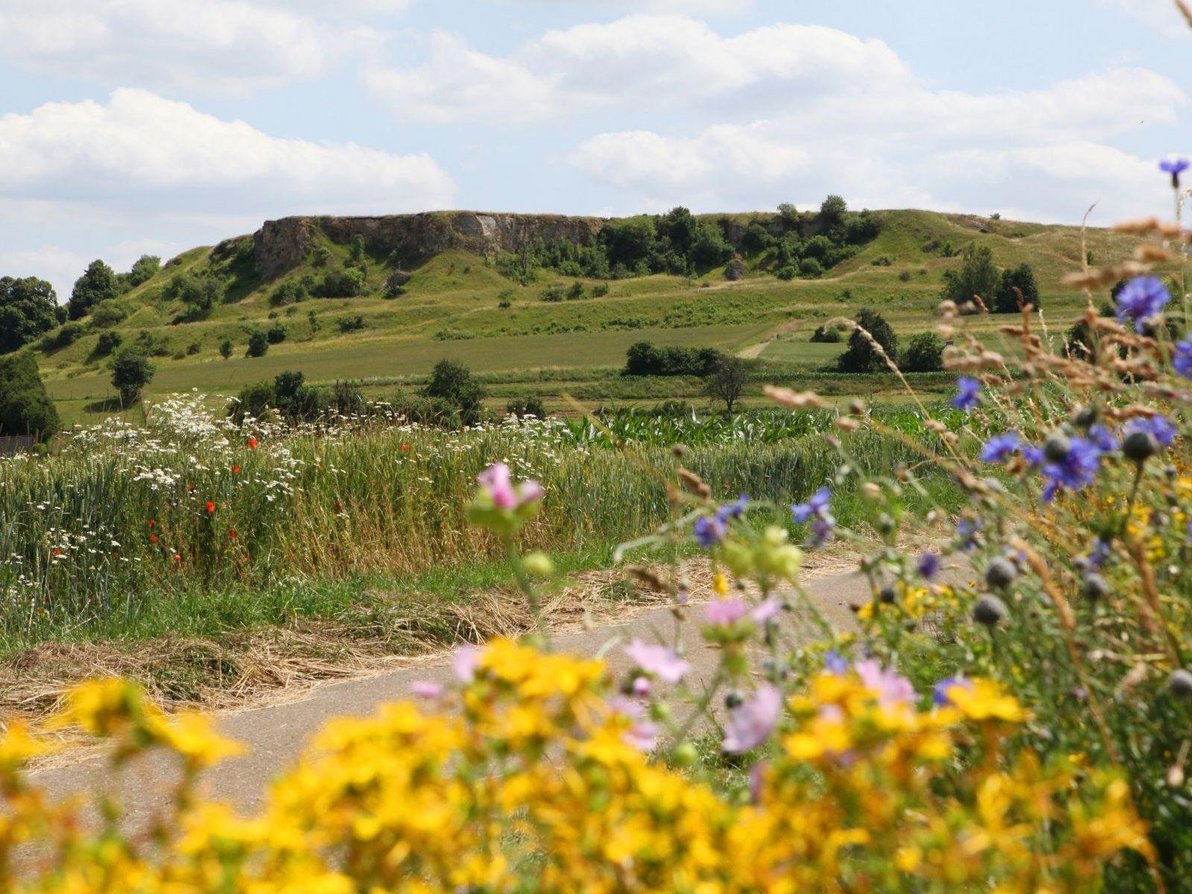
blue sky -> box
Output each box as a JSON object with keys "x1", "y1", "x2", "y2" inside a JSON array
[{"x1": 0, "y1": 0, "x2": 1187, "y2": 298}]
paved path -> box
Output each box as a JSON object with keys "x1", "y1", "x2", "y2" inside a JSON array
[{"x1": 26, "y1": 569, "x2": 869, "y2": 837}]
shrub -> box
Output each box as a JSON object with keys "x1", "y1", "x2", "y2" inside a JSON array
[
  {"x1": 219, "y1": 338, "x2": 233, "y2": 360},
  {"x1": 89, "y1": 300, "x2": 128, "y2": 328},
  {"x1": 246, "y1": 330, "x2": 268, "y2": 358},
  {"x1": 423, "y1": 359, "x2": 486, "y2": 427},
  {"x1": 836, "y1": 308, "x2": 897, "y2": 373},
  {"x1": 318, "y1": 268, "x2": 366, "y2": 298},
  {"x1": 591, "y1": 283, "x2": 610, "y2": 297},
  {"x1": 0, "y1": 351, "x2": 59, "y2": 440},
  {"x1": 336, "y1": 315, "x2": 365, "y2": 333},
  {"x1": 540, "y1": 284, "x2": 565, "y2": 302},
  {"x1": 266, "y1": 323, "x2": 287, "y2": 344},
  {"x1": 775, "y1": 265, "x2": 797, "y2": 281},
  {"x1": 109, "y1": 345, "x2": 155, "y2": 406},
  {"x1": 994, "y1": 263, "x2": 1040, "y2": 313},
  {"x1": 43, "y1": 321, "x2": 85, "y2": 351},
  {"x1": 623, "y1": 342, "x2": 723, "y2": 377},
  {"x1": 186, "y1": 341, "x2": 201, "y2": 356},
  {"x1": 566, "y1": 281, "x2": 585, "y2": 300},
  {"x1": 900, "y1": 331, "x2": 945, "y2": 372},
  {"x1": 506, "y1": 396, "x2": 547, "y2": 419},
  {"x1": 809, "y1": 324, "x2": 842, "y2": 343},
  {"x1": 798, "y1": 257, "x2": 825, "y2": 278},
  {"x1": 724, "y1": 257, "x2": 746, "y2": 281},
  {"x1": 270, "y1": 281, "x2": 307, "y2": 307},
  {"x1": 93, "y1": 331, "x2": 122, "y2": 358}
]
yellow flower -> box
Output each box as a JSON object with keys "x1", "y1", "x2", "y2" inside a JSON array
[{"x1": 944, "y1": 679, "x2": 1026, "y2": 723}]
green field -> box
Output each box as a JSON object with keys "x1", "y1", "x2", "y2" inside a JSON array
[{"x1": 30, "y1": 207, "x2": 1165, "y2": 424}]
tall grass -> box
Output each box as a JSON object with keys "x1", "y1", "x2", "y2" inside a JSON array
[{"x1": 0, "y1": 394, "x2": 954, "y2": 638}]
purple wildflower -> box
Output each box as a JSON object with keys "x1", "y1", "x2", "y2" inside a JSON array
[
  {"x1": 1087, "y1": 423, "x2": 1119, "y2": 453},
  {"x1": 717, "y1": 494, "x2": 749, "y2": 522},
  {"x1": 477, "y1": 462, "x2": 542, "y2": 510},
  {"x1": 950, "y1": 376, "x2": 981, "y2": 411},
  {"x1": 1126, "y1": 415, "x2": 1176, "y2": 447},
  {"x1": 608, "y1": 696, "x2": 660, "y2": 752},
  {"x1": 1040, "y1": 436, "x2": 1102, "y2": 502},
  {"x1": 980, "y1": 431, "x2": 1021, "y2": 462},
  {"x1": 1115, "y1": 276, "x2": 1170, "y2": 333},
  {"x1": 1173, "y1": 339, "x2": 1192, "y2": 379},
  {"x1": 706, "y1": 598, "x2": 748, "y2": 626},
  {"x1": 810, "y1": 515, "x2": 836, "y2": 548},
  {"x1": 932, "y1": 675, "x2": 972, "y2": 707},
  {"x1": 624, "y1": 639, "x2": 690, "y2": 684},
  {"x1": 855, "y1": 659, "x2": 916, "y2": 708},
  {"x1": 1021, "y1": 445, "x2": 1044, "y2": 467},
  {"x1": 452, "y1": 645, "x2": 480, "y2": 683},
  {"x1": 791, "y1": 487, "x2": 831, "y2": 524},
  {"x1": 694, "y1": 515, "x2": 727, "y2": 548},
  {"x1": 411, "y1": 680, "x2": 445, "y2": 699},
  {"x1": 632, "y1": 676, "x2": 651, "y2": 697},
  {"x1": 823, "y1": 650, "x2": 849, "y2": 674},
  {"x1": 1160, "y1": 158, "x2": 1190, "y2": 188},
  {"x1": 749, "y1": 761, "x2": 768, "y2": 805},
  {"x1": 751, "y1": 597, "x2": 782, "y2": 625},
  {"x1": 723, "y1": 684, "x2": 783, "y2": 753},
  {"x1": 917, "y1": 552, "x2": 940, "y2": 581},
  {"x1": 956, "y1": 517, "x2": 981, "y2": 551}
]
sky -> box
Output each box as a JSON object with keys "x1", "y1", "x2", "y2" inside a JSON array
[{"x1": 0, "y1": 0, "x2": 1188, "y2": 300}]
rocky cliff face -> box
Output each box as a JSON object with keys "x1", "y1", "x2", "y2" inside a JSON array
[{"x1": 252, "y1": 212, "x2": 607, "y2": 280}]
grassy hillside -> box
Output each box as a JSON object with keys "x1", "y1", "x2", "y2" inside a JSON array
[{"x1": 32, "y1": 209, "x2": 1161, "y2": 424}]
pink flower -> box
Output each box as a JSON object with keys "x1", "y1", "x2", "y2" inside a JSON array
[
  {"x1": 855, "y1": 659, "x2": 915, "y2": 708},
  {"x1": 478, "y1": 463, "x2": 518, "y2": 509},
  {"x1": 452, "y1": 645, "x2": 480, "y2": 683},
  {"x1": 751, "y1": 597, "x2": 782, "y2": 624},
  {"x1": 411, "y1": 681, "x2": 444, "y2": 699},
  {"x1": 477, "y1": 462, "x2": 543, "y2": 510},
  {"x1": 723, "y1": 684, "x2": 782, "y2": 753},
  {"x1": 705, "y1": 598, "x2": 748, "y2": 626},
  {"x1": 607, "y1": 695, "x2": 660, "y2": 752},
  {"x1": 625, "y1": 639, "x2": 690, "y2": 684}
]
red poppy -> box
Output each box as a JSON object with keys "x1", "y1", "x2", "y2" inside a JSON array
[
  {"x1": 400, "y1": 443, "x2": 410, "y2": 452},
  {"x1": 228, "y1": 529, "x2": 237, "y2": 540},
  {"x1": 51, "y1": 548, "x2": 63, "y2": 558},
  {"x1": 149, "y1": 534, "x2": 159, "y2": 543},
  {"x1": 206, "y1": 501, "x2": 216, "y2": 513},
  {"x1": 231, "y1": 464, "x2": 241, "y2": 474},
  {"x1": 172, "y1": 554, "x2": 182, "y2": 563},
  {"x1": 147, "y1": 519, "x2": 156, "y2": 528},
  {"x1": 248, "y1": 436, "x2": 258, "y2": 450},
  {"x1": 334, "y1": 500, "x2": 344, "y2": 512}
]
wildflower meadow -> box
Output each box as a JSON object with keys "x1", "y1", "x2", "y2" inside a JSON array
[{"x1": 1, "y1": 160, "x2": 1191, "y2": 893}]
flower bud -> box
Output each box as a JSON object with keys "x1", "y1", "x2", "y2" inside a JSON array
[
  {"x1": 879, "y1": 585, "x2": 897, "y2": 605},
  {"x1": 1072, "y1": 405, "x2": 1098, "y2": 429},
  {"x1": 1122, "y1": 430, "x2": 1158, "y2": 464},
  {"x1": 973, "y1": 594, "x2": 1009, "y2": 627},
  {"x1": 1169, "y1": 669, "x2": 1192, "y2": 698},
  {"x1": 1081, "y1": 573, "x2": 1110, "y2": 602},
  {"x1": 1043, "y1": 431, "x2": 1071, "y2": 463},
  {"x1": 672, "y1": 742, "x2": 698, "y2": 768},
  {"x1": 522, "y1": 551, "x2": 555, "y2": 578},
  {"x1": 984, "y1": 557, "x2": 1017, "y2": 590}
]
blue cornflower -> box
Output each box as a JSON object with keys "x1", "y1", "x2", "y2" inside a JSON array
[
  {"x1": 1021, "y1": 445, "x2": 1044, "y2": 467},
  {"x1": 932, "y1": 675, "x2": 971, "y2": 707},
  {"x1": 1127, "y1": 415, "x2": 1176, "y2": 447},
  {"x1": 1086, "y1": 423, "x2": 1120, "y2": 454},
  {"x1": 950, "y1": 376, "x2": 981, "y2": 411},
  {"x1": 823, "y1": 650, "x2": 848, "y2": 675},
  {"x1": 980, "y1": 431, "x2": 1020, "y2": 462},
  {"x1": 1115, "y1": 276, "x2": 1171, "y2": 333},
  {"x1": 716, "y1": 494, "x2": 749, "y2": 523},
  {"x1": 693, "y1": 516, "x2": 727, "y2": 548},
  {"x1": 956, "y1": 517, "x2": 981, "y2": 551},
  {"x1": 1040, "y1": 436, "x2": 1102, "y2": 503},
  {"x1": 1174, "y1": 339, "x2": 1192, "y2": 379},
  {"x1": 791, "y1": 487, "x2": 831, "y2": 524},
  {"x1": 1160, "y1": 158, "x2": 1190, "y2": 188},
  {"x1": 1087, "y1": 538, "x2": 1111, "y2": 570},
  {"x1": 917, "y1": 552, "x2": 940, "y2": 580},
  {"x1": 809, "y1": 515, "x2": 836, "y2": 547}
]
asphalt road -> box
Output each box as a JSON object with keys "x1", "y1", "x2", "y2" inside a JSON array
[{"x1": 25, "y1": 568, "x2": 870, "y2": 840}]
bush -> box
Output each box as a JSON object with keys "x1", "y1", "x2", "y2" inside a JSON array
[
  {"x1": 775, "y1": 265, "x2": 797, "y2": 281},
  {"x1": 109, "y1": 345, "x2": 155, "y2": 405},
  {"x1": 219, "y1": 338, "x2": 233, "y2": 360},
  {"x1": 43, "y1": 321, "x2": 85, "y2": 351},
  {"x1": 270, "y1": 281, "x2": 307, "y2": 307},
  {"x1": 809, "y1": 325, "x2": 842, "y2": 343},
  {"x1": 336, "y1": 315, "x2": 365, "y2": 333},
  {"x1": 317, "y1": 268, "x2": 366, "y2": 298},
  {"x1": 540, "y1": 285, "x2": 565, "y2": 302},
  {"x1": 423, "y1": 359, "x2": 486, "y2": 427},
  {"x1": 900, "y1": 331, "x2": 945, "y2": 372},
  {"x1": 93, "y1": 331, "x2": 122, "y2": 358},
  {"x1": 623, "y1": 342, "x2": 724, "y2": 377},
  {"x1": 0, "y1": 351, "x2": 59, "y2": 440},
  {"x1": 246, "y1": 330, "x2": 268, "y2": 358},
  {"x1": 506, "y1": 396, "x2": 547, "y2": 419},
  {"x1": 994, "y1": 263, "x2": 1040, "y2": 313},
  {"x1": 89, "y1": 300, "x2": 128, "y2": 328},
  {"x1": 566, "y1": 281, "x2": 585, "y2": 300},
  {"x1": 724, "y1": 257, "x2": 746, "y2": 281},
  {"x1": 798, "y1": 257, "x2": 825, "y2": 278},
  {"x1": 266, "y1": 324, "x2": 287, "y2": 344},
  {"x1": 836, "y1": 308, "x2": 898, "y2": 373},
  {"x1": 591, "y1": 283, "x2": 610, "y2": 298}
]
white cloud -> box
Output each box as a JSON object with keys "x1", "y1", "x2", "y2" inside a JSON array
[
  {"x1": 568, "y1": 65, "x2": 1185, "y2": 221},
  {"x1": 0, "y1": 89, "x2": 456, "y2": 216},
  {"x1": 366, "y1": 16, "x2": 912, "y2": 122},
  {"x1": 0, "y1": 0, "x2": 382, "y2": 92}
]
